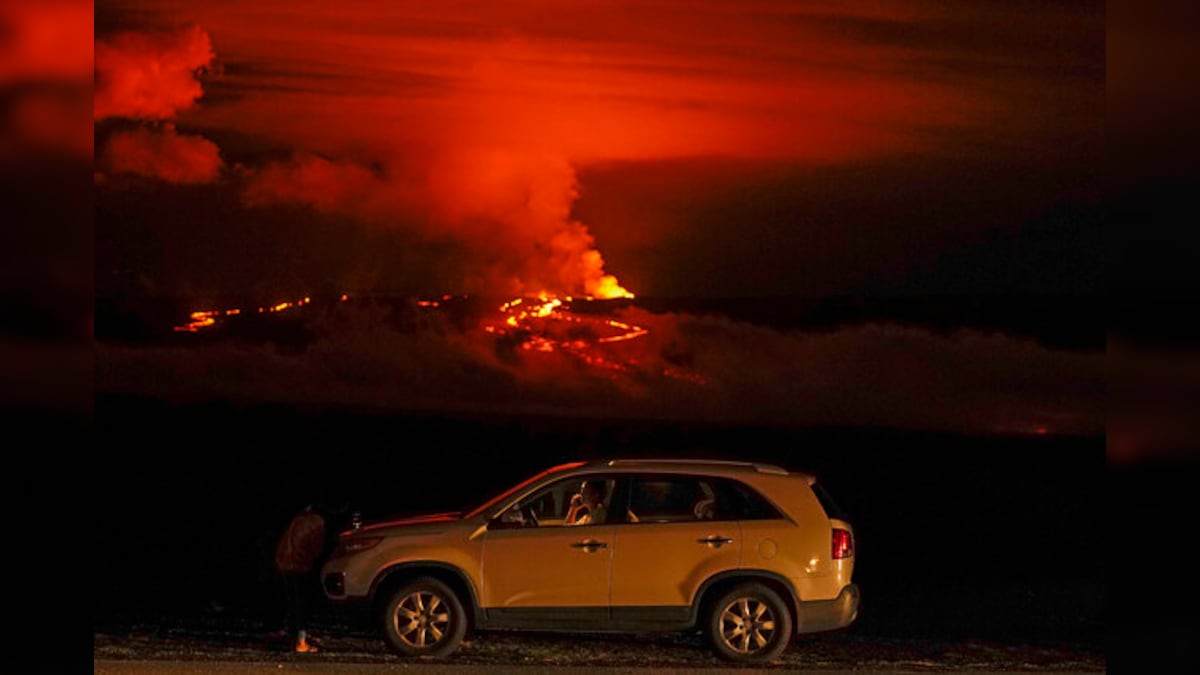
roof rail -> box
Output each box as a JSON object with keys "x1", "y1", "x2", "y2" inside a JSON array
[{"x1": 606, "y1": 458, "x2": 789, "y2": 475}]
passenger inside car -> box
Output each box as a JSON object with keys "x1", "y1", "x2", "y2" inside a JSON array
[
  {"x1": 693, "y1": 482, "x2": 717, "y2": 520},
  {"x1": 565, "y1": 480, "x2": 608, "y2": 525}
]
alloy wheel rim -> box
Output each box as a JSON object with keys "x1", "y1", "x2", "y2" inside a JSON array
[
  {"x1": 719, "y1": 596, "x2": 776, "y2": 654},
  {"x1": 394, "y1": 591, "x2": 451, "y2": 648}
]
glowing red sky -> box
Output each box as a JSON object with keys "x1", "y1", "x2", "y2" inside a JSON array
[
  {"x1": 90, "y1": 1, "x2": 1105, "y2": 437},
  {"x1": 95, "y1": 0, "x2": 1103, "y2": 299},
  {"x1": 100, "y1": 0, "x2": 1100, "y2": 162}
]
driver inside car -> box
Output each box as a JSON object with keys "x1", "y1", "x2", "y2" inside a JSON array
[{"x1": 564, "y1": 480, "x2": 608, "y2": 525}]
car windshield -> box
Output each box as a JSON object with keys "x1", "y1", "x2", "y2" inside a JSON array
[{"x1": 463, "y1": 461, "x2": 587, "y2": 519}]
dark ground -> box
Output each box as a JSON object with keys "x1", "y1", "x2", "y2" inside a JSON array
[{"x1": 92, "y1": 393, "x2": 1103, "y2": 669}]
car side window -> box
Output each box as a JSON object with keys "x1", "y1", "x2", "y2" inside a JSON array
[
  {"x1": 714, "y1": 478, "x2": 785, "y2": 520},
  {"x1": 625, "y1": 476, "x2": 725, "y2": 524},
  {"x1": 498, "y1": 476, "x2": 618, "y2": 527}
]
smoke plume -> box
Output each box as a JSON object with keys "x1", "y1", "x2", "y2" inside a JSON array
[
  {"x1": 99, "y1": 123, "x2": 223, "y2": 183},
  {"x1": 244, "y1": 150, "x2": 630, "y2": 298},
  {"x1": 94, "y1": 24, "x2": 213, "y2": 121}
]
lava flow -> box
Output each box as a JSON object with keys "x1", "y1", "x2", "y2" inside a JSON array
[
  {"x1": 172, "y1": 294, "x2": 344, "y2": 332},
  {"x1": 169, "y1": 288, "x2": 695, "y2": 381},
  {"x1": 480, "y1": 294, "x2": 649, "y2": 372}
]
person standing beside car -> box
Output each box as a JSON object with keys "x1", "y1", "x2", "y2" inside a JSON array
[{"x1": 274, "y1": 503, "x2": 326, "y2": 653}]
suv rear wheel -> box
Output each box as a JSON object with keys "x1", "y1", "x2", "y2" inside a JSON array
[
  {"x1": 381, "y1": 577, "x2": 467, "y2": 657},
  {"x1": 706, "y1": 582, "x2": 793, "y2": 663}
]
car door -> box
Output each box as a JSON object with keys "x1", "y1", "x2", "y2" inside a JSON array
[
  {"x1": 610, "y1": 474, "x2": 741, "y2": 622},
  {"x1": 480, "y1": 475, "x2": 619, "y2": 627}
]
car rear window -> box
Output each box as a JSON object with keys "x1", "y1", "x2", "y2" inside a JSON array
[{"x1": 812, "y1": 481, "x2": 848, "y2": 520}]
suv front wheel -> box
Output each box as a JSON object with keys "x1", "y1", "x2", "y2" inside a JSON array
[
  {"x1": 706, "y1": 582, "x2": 793, "y2": 663},
  {"x1": 381, "y1": 577, "x2": 468, "y2": 657}
]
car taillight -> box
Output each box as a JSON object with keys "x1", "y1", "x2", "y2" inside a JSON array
[{"x1": 832, "y1": 528, "x2": 853, "y2": 559}]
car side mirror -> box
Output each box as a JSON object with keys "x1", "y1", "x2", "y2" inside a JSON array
[{"x1": 488, "y1": 506, "x2": 526, "y2": 530}]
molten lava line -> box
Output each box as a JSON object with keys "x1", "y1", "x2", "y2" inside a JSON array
[
  {"x1": 172, "y1": 290, "x2": 703, "y2": 384},
  {"x1": 172, "y1": 295, "x2": 324, "y2": 332},
  {"x1": 478, "y1": 295, "x2": 653, "y2": 375}
]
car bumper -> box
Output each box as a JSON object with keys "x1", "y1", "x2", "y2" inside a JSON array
[
  {"x1": 795, "y1": 583, "x2": 860, "y2": 634},
  {"x1": 324, "y1": 571, "x2": 346, "y2": 596}
]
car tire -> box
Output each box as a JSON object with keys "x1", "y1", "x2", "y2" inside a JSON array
[
  {"x1": 381, "y1": 577, "x2": 468, "y2": 657},
  {"x1": 705, "y1": 582, "x2": 793, "y2": 663}
]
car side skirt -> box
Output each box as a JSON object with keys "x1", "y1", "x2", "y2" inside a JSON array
[{"x1": 480, "y1": 606, "x2": 692, "y2": 632}]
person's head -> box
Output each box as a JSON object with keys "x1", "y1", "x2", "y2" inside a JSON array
[{"x1": 580, "y1": 481, "x2": 605, "y2": 507}]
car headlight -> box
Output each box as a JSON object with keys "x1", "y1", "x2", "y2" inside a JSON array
[{"x1": 333, "y1": 536, "x2": 382, "y2": 558}]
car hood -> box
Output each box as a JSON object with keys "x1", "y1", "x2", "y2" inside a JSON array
[{"x1": 349, "y1": 511, "x2": 466, "y2": 537}]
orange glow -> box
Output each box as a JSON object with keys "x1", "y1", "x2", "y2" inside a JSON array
[
  {"x1": 172, "y1": 296, "x2": 311, "y2": 332},
  {"x1": 173, "y1": 310, "x2": 218, "y2": 332},
  {"x1": 593, "y1": 276, "x2": 634, "y2": 300},
  {"x1": 480, "y1": 293, "x2": 660, "y2": 376},
  {"x1": 597, "y1": 319, "x2": 649, "y2": 343},
  {"x1": 416, "y1": 294, "x2": 464, "y2": 308},
  {"x1": 171, "y1": 289, "x2": 704, "y2": 383}
]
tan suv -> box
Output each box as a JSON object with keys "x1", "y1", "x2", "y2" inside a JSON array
[{"x1": 321, "y1": 459, "x2": 859, "y2": 663}]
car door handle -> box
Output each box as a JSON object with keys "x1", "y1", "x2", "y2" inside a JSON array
[
  {"x1": 698, "y1": 536, "x2": 734, "y2": 548},
  {"x1": 570, "y1": 539, "x2": 608, "y2": 552}
]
